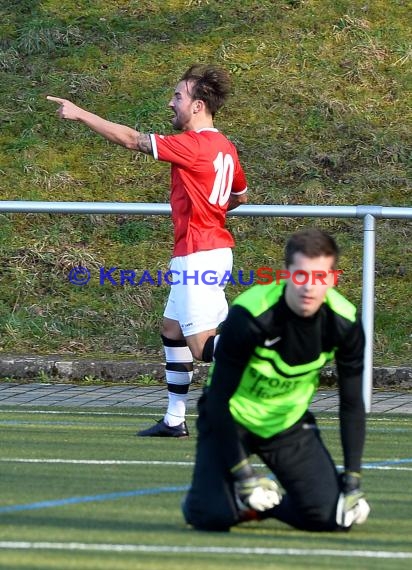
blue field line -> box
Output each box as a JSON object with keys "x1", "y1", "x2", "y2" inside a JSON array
[
  {"x1": 0, "y1": 485, "x2": 189, "y2": 514},
  {"x1": 363, "y1": 458, "x2": 412, "y2": 467},
  {"x1": 1, "y1": 458, "x2": 411, "y2": 515}
]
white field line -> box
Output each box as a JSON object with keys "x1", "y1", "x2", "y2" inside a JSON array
[
  {"x1": 0, "y1": 409, "x2": 198, "y2": 418},
  {"x1": 1, "y1": 409, "x2": 411, "y2": 423},
  {"x1": 0, "y1": 458, "x2": 192, "y2": 466},
  {"x1": 0, "y1": 458, "x2": 411, "y2": 471},
  {"x1": 2, "y1": 421, "x2": 409, "y2": 434},
  {"x1": 0, "y1": 541, "x2": 411, "y2": 559}
]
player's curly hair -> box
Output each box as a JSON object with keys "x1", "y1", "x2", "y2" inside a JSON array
[
  {"x1": 180, "y1": 64, "x2": 231, "y2": 117},
  {"x1": 285, "y1": 229, "x2": 340, "y2": 269}
]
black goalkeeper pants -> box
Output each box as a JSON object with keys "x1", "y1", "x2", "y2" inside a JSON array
[{"x1": 182, "y1": 395, "x2": 341, "y2": 532}]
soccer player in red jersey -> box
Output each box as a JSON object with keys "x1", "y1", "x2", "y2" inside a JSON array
[{"x1": 48, "y1": 64, "x2": 248, "y2": 437}]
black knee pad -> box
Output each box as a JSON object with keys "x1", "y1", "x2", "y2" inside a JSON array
[{"x1": 161, "y1": 334, "x2": 187, "y2": 347}]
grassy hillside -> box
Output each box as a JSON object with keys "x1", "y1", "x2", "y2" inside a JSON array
[{"x1": 0, "y1": 0, "x2": 410, "y2": 365}]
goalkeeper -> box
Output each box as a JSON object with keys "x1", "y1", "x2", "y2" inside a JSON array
[{"x1": 182, "y1": 229, "x2": 370, "y2": 532}]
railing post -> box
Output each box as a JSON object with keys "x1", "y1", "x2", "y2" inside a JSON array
[{"x1": 361, "y1": 214, "x2": 377, "y2": 412}]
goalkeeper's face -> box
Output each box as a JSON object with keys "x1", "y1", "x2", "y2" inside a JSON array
[{"x1": 285, "y1": 253, "x2": 336, "y2": 317}]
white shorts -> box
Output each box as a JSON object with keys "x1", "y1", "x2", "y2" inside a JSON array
[{"x1": 163, "y1": 248, "x2": 233, "y2": 337}]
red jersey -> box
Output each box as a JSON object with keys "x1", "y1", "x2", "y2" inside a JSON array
[{"x1": 150, "y1": 128, "x2": 247, "y2": 257}]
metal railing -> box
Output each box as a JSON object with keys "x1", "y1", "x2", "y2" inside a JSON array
[{"x1": 1, "y1": 200, "x2": 411, "y2": 412}]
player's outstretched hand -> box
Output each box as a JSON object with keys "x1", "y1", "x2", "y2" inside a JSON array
[
  {"x1": 235, "y1": 476, "x2": 282, "y2": 512},
  {"x1": 47, "y1": 96, "x2": 83, "y2": 121},
  {"x1": 336, "y1": 472, "x2": 370, "y2": 527}
]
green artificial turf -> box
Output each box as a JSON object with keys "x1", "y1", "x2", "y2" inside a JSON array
[{"x1": 0, "y1": 408, "x2": 411, "y2": 570}]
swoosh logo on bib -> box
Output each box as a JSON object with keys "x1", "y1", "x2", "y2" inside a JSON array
[{"x1": 263, "y1": 336, "x2": 281, "y2": 347}]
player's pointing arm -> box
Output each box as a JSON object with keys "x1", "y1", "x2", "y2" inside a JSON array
[{"x1": 46, "y1": 96, "x2": 152, "y2": 154}]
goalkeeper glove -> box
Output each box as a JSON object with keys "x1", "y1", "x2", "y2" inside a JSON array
[
  {"x1": 231, "y1": 459, "x2": 281, "y2": 512},
  {"x1": 234, "y1": 476, "x2": 282, "y2": 512},
  {"x1": 336, "y1": 471, "x2": 370, "y2": 528}
]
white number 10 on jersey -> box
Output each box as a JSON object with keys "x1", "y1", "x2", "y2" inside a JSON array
[{"x1": 209, "y1": 152, "x2": 235, "y2": 206}]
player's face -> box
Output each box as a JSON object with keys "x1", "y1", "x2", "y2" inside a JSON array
[
  {"x1": 168, "y1": 80, "x2": 196, "y2": 131},
  {"x1": 285, "y1": 253, "x2": 336, "y2": 317}
]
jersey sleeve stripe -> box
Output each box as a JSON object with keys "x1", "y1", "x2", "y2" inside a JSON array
[
  {"x1": 150, "y1": 134, "x2": 158, "y2": 160},
  {"x1": 231, "y1": 187, "x2": 248, "y2": 195}
]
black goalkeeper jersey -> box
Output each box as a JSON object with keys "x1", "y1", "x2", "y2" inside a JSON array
[{"x1": 204, "y1": 281, "x2": 366, "y2": 473}]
